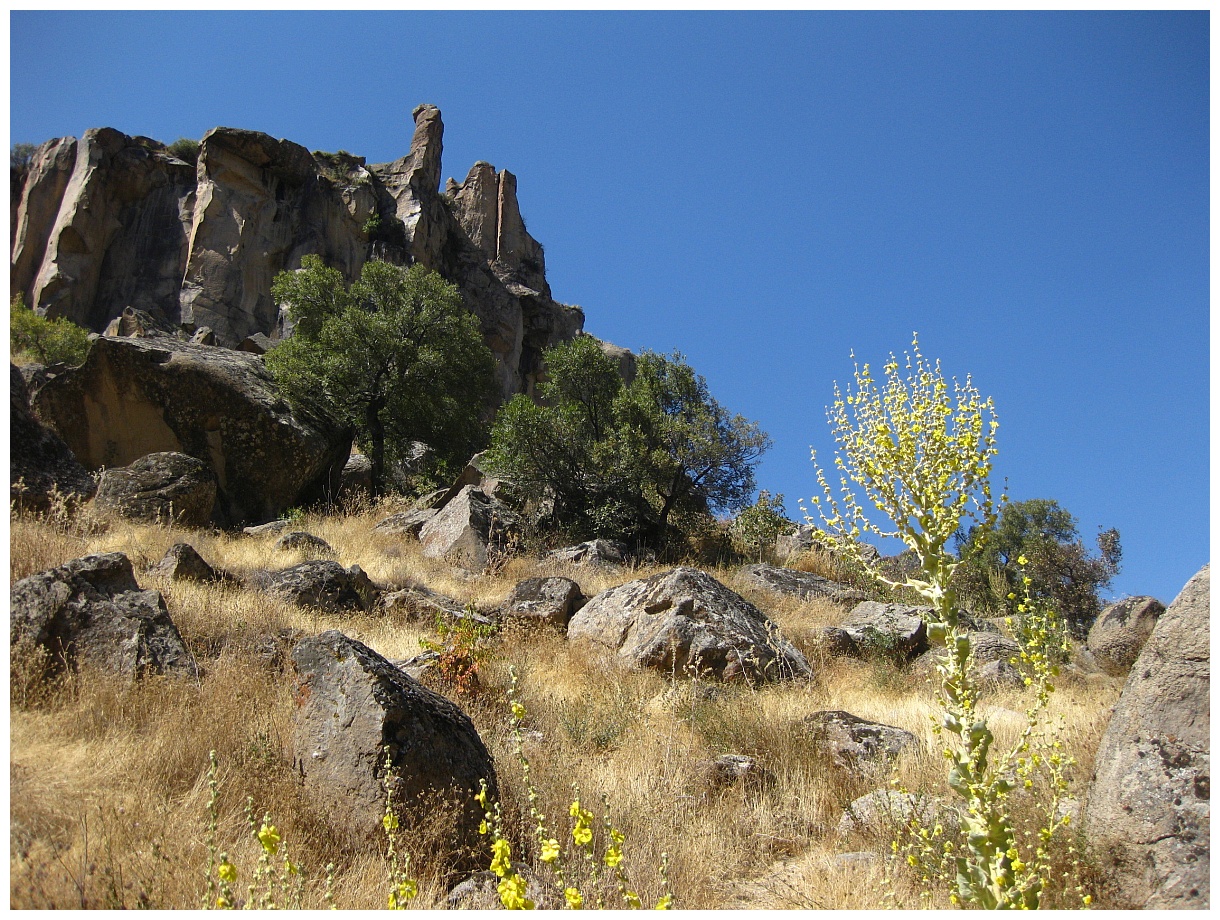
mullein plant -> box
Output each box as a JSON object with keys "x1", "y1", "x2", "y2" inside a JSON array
[
  {"x1": 474, "y1": 667, "x2": 674, "y2": 910},
  {"x1": 805, "y1": 337, "x2": 1088, "y2": 909}
]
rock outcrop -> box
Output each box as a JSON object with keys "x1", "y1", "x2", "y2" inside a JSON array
[
  {"x1": 419, "y1": 485, "x2": 515, "y2": 573},
  {"x1": 1086, "y1": 595, "x2": 1165, "y2": 677},
  {"x1": 92, "y1": 451, "x2": 218, "y2": 527},
  {"x1": 1085, "y1": 564, "x2": 1209, "y2": 909},
  {"x1": 11, "y1": 106, "x2": 584, "y2": 402},
  {"x1": 291, "y1": 630, "x2": 497, "y2": 866},
  {"x1": 10, "y1": 552, "x2": 196, "y2": 681},
  {"x1": 31, "y1": 335, "x2": 351, "y2": 525},
  {"x1": 501, "y1": 577, "x2": 585, "y2": 628},
  {"x1": 568, "y1": 567, "x2": 811, "y2": 682},
  {"x1": 10, "y1": 362, "x2": 96, "y2": 513},
  {"x1": 738, "y1": 563, "x2": 866, "y2": 606},
  {"x1": 251, "y1": 561, "x2": 378, "y2": 614}
]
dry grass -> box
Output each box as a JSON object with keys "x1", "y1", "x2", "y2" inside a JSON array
[{"x1": 9, "y1": 504, "x2": 1125, "y2": 909}]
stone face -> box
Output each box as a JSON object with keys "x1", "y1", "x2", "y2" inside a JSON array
[
  {"x1": 1087, "y1": 596, "x2": 1165, "y2": 677},
  {"x1": 10, "y1": 552, "x2": 196, "y2": 680},
  {"x1": 252, "y1": 561, "x2": 378, "y2": 613},
  {"x1": 501, "y1": 577, "x2": 585, "y2": 628},
  {"x1": 31, "y1": 335, "x2": 351, "y2": 526},
  {"x1": 149, "y1": 542, "x2": 225, "y2": 583},
  {"x1": 568, "y1": 567, "x2": 812, "y2": 682},
  {"x1": 839, "y1": 602, "x2": 930, "y2": 662},
  {"x1": 419, "y1": 485, "x2": 514, "y2": 572},
  {"x1": 93, "y1": 451, "x2": 218, "y2": 527},
  {"x1": 337, "y1": 453, "x2": 374, "y2": 501},
  {"x1": 804, "y1": 710, "x2": 918, "y2": 769},
  {"x1": 738, "y1": 564, "x2": 866, "y2": 606},
  {"x1": 291, "y1": 630, "x2": 497, "y2": 865},
  {"x1": 16, "y1": 129, "x2": 196, "y2": 331},
  {"x1": 1084, "y1": 564, "x2": 1209, "y2": 909},
  {"x1": 10, "y1": 362, "x2": 96, "y2": 513}
]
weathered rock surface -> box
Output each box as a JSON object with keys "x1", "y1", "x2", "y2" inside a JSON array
[
  {"x1": 243, "y1": 519, "x2": 291, "y2": 537},
  {"x1": 10, "y1": 552, "x2": 196, "y2": 680},
  {"x1": 380, "y1": 585, "x2": 492, "y2": 626},
  {"x1": 10, "y1": 362, "x2": 96, "y2": 513},
  {"x1": 274, "y1": 531, "x2": 334, "y2": 556},
  {"x1": 1085, "y1": 564, "x2": 1209, "y2": 909},
  {"x1": 838, "y1": 790, "x2": 958, "y2": 839},
  {"x1": 373, "y1": 508, "x2": 437, "y2": 538},
  {"x1": 501, "y1": 577, "x2": 585, "y2": 628},
  {"x1": 149, "y1": 542, "x2": 226, "y2": 583},
  {"x1": 291, "y1": 630, "x2": 498, "y2": 865},
  {"x1": 31, "y1": 335, "x2": 351, "y2": 525},
  {"x1": 102, "y1": 305, "x2": 178, "y2": 338},
  {"x1": 251, "y1": 561, "x2": 378, "y2": 613},
  {"x1": 693, "y1": 753, "x2": 775, "y2": 794},
  {"x1": 547, "y1": 539, "x2": 629, "y2": 567},
  {"x1": 93, "y1": 451, "x2": 217, "y2": 527},
  {"x1": 911, "y1": 632, "x2": 1024, "y2": 691},
  {"x1": 568, "y1": 567, "x2": 811, "y2": 682},
  {"x1": 738, "y1": 563, "x2": 866, "y2": 606},
  {"x1": 805, "y1": 710, "x2": 918, "y2": 768},
  {"x1": 1086, "y1": 595, "x2": 1165, "y2": 677},
  {"x1": 337, "y1": 453, "x2": 374, "y2": 501},
  {"x1": 419, "y1": 485, "x2": 514, "y2": 572},
  {"x1": 839, "y1": 602, "x2": 930, "y2": 662}
]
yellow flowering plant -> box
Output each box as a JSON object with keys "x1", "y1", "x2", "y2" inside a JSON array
[{"x1": 807, "y1": 337, "x2": 1087, "y2": 909}]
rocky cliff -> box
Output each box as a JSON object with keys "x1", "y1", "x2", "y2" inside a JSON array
[{"x1": 11, "y1": 105, "x2": 584, "y2": 400}]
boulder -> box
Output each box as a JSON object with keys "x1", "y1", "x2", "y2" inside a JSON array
[
  {"x1": 838, "y1": 790, "x2": 958, "y2": 840},
  {"x1": 149, "y1": 542, "x2": 226, "y2": 583},
  {"x1": 243, "y1": 519, "x2": 291, "y2": 537},
  {"x1": 274, "y1": 531, "x2": 334, "y2": 556},
  {"x1": 236, "y1": 333, "x2": 273, "y2": 355},
  {"x1": 447, "y1": 869, "x2": 555, "y2": 910},
  {"x1": 1084, "y1": 564, "x2": 1209, "y2": 909},
  {"x1": 811, "y1": 626, "x2": 861, "y2": 660},
  {"x1": 567, "y1": 567, "x2": 812, "y2": 683},
  {"x1": 10, "y1": 552, "x2": 196, "y2": 680},
  {"x1": 547, "y1": 539, "x2": 629, "y2": 567},
  {"x1": 374, "y1": 508, "x2": 437, "y2": 538},
  {"x1": 738, "y1": 563, "x2": 866, "y2": 606},
  {"x1": 1087, "y1": 596, "x2": 1165, "y2": 677},
  {"x1": 31, "y1": 335, "x2": 352, "y2": 526},
  {"x1": 337, "y1": 453, "x2": 374, "y2": 501},
  {"x1": 102, "y1": 306, "x2": 177, "y2": 338},
  {"x1": 419, "y1": 485, "x2": 514, "y2": 572},
  {"x1": 92, "y1": 451, "x2": 217, "y2": 527},
  {"x1": 189, "y1": 326, "x2": 216, "y2": 346},
  {"x1": 10, "y1": 362, "x2": 96, "y2": 513},
  {"x1": 805, "y1": 710, "x2": 918, "y2": 769},
  {"x1": 839, "y1": 602, "x2": 930, "y2": 662},
  {"x1": 291, "y1": 630, "x2": 498, "y2": 866},
  {"x1": 251, "y1": 561, "x2": 378, "y2": 613},
  {"x1": 379, "y1": 585, "x2": 487, "y2": 624},
  {"x1": 911, "y1": 632, "x2": 1024, "y2": 691},
  {"x1": 501, "y1": 577, "x2": 585, "y2": 628},
  {"x1": 692, "y1": 753, "x2": 775, "y2": 794}
]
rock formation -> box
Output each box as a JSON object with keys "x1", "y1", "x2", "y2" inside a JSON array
[
  {"x1": 11, "y1": 105, "x2": 584, "y2": 402},
  {"x1": 10, "y1": 362, "x2": 96, "y2": 513}
]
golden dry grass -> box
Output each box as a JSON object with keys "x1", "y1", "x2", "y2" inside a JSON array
[{"x1": 9, "y1": 504, "x2": 1125, "y2": 909}]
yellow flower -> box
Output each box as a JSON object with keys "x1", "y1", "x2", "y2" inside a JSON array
[
  {"x1": 1017, "y1": 555, "x2": 1028, "y2": 566},
  {"x1": 216, "y1": 896, "x2": 231, "y2": 909},
  {"x1": 479, "y1": 820, "x2": 489, "y2": 836},
  {"x1": 573, "y1": 823, "x2": 592, "y2": 847},
  {"x1": 604, "y1": 845, "x2": 622, "y2": 867},
  {"x1": 475, "y1": 786, "x2": 488, "y2": 808},
  {"x1": 624, "y1": 890, "x2": 642, "y2": 908},
  {"x1": 565, "y1": 887, "x2": 584, "y2": 909},
  {"x1": 540, "y1": 838, "x2": 561, "y2": 863},
  {"x1": 283, "y1": 859, "x2": 299, "y2": 876},
  {"x1": 490, "y1": 837, "x2": 512, "y2": 877},
  {"x1": 511, "y1": 701, "x2": 526, "y2": 720},
  {"x1": 655, "y1": 894, "x2": 673, "y2": 910},
  {"x1": 569, "y1": 800, "x2": 582, "y2": 818},
  {"x1": 382, "y1": 812, "x2": 399, "y2": 832},
  {"x1": 258, "y1": 823, "x2": 281, "y2": 856},
  {"x1": 387, "y1": 879, "x2": 417, "y2": 909},
  {"x1": 217, "y1": 859, "x2": 237, "y2": 883},
  {"x1": 498, "y1": 873, "x2": 533, "y2": 910},
  {"x1": 1082, "y1": 895, "x2": 1093, "y2": 906}
]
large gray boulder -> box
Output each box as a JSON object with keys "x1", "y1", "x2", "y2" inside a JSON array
[
  {"x1": 547, "y1": 539, "x2": 629, "y2": 567},
  {"x1": 10, "y1": 552, "x2": 196, "y2": 681},
  {"x1": 31, "y1": 335, "x2": 352, "y2": 526},
  {"x1": 501, "y1": 577, "x2": 585, "y2": 628},
  {"x1": 252, "y1": 561, "x2": 378, "y2": 613},
  {"x1": 419, "y1": 485, "x2": 514, "y2": 572},
  {"x1": 568, "y1": 567, "x2": 811, "y2": 682},
  {"x1": 1084, "y1": 564, "x2": 1209, "y2": 909},
  {"x1": 1086, "y1": 595, "x2": 1165, "y2": 677},
  {"x1": 805, "y1": 710, "x2": 918, "y2": 769},
  {"x1": 10, "y1": 362, "x2": 96, "y2": 513},
  {"x1": 291, "y1": 630, "x2": 497, "y2": 867},
  {"x1": 93, "y1": 451, "x2": 217, "y2": 527},
  {"x1": 738, "y1": 563, "x2": 866, "y2": 606},
  {"x1": 838, "y1": 790, "x2": 959, "y2": 840},
  {"x1": 149, "y1": 542, "x2": 227, "y2": 583},
  {"x1": 839, "y1": 602, "x2": 930, "y2": 662}
]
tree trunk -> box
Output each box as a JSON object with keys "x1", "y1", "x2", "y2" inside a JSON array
[{"x1": 366, "y1": 394, "x2": 387, "y2": 496}]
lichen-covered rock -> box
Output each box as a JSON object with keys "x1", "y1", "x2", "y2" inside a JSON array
[
  {"x1": 737, "y1": 563, "x2": 866, "y2": 606},
  {"x1": 93, "y1": 451, "x2": 217, "y2": 526},
  {"x1": 501, "y1": 577, "x2": 585, "y2": 628},
  {"x1": 10, "y1": 552, "x2": 196, "y2": 680},
  {"x1": 291, "y1": 630, "x2": 497, "y2": 867},
  {"x1": 692, "y1": 753, "x2": 775, "y2": 794},
  {"x1": 1087, "y1": 595, "x2": 1165, "y2": 677},
  {"x1": 1084, "y1": 564, "x2": 1209, "y2": 909},
  {"x1": 837, "y1": 790, "x2": 958, "y2": 840},
  {"x1": 10, "y1": 362, "x2": 96, "y2": 513},
  {"x1": 419, "y1": 485, "x2": 514, "y2": 572},
  {"x1": 568, "y1": 567, "x2": 811, "y2": 682},
  {"x1": 32, "y1": 335, "x2": 351, "y2": 525},
  {"x1": 274, "y1": 531, "x2": 334, "y2": 556},
  {"x1": 839, "y1": 602, "x2": 930, "y2": 662},
  {"x1": 373, "y1": 508, "x2": 437, "y2": 538},
  {"x1": 547, "y1": 539, "x2": 629, "y2": 567},
  {"x1": 252, "y1": 561, "x2": 378, "y2": 613},
  {"x1": 149, "y1": 542, "x2": 226, "y2": 583},
  {"x1": 805, "y1": 710, "x2": 918, "y2": 768}
]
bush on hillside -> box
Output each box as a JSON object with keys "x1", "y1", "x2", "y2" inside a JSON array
[{"x1": 10, "y1": 294, "x2": 92, "y2": 367}]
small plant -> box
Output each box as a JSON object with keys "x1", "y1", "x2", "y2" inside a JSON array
[
  {"x1": 10, "y1": 294, "x2": 91, "y2": 366},
  {"x1": 418, "y1": 608, "x2": 497, "y2": 695},
  {"x1": 167, "y1": 137, "x2": 200, "y2": 165},
  {"x1": 362, "y1": 214, "x2": 383, "y2": 238},
  {"x1": 730, "y1": 490, "x2": 792, "y2": 562},
  {"x1": 380, "y1": 748, "x2": 419, "y2": 910}
]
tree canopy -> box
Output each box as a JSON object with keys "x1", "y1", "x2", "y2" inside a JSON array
[
  {"x1": 484, "y1": 335, "x2": 770, "y2": 551},
  {"x1": 266, "y1": 256, "x2": 496, "y2": 495}
]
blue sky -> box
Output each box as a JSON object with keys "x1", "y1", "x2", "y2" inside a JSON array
[{"x1": 10, "y1": 11, "x2": 1210, "y2": 603}]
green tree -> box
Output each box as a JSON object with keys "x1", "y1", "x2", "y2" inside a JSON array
[
  {"x1": 484, "y1": 335, "x2": 770, "y2": 550},
  {"x1": 807, "y1": 337, "x2": 1084, "y2": 909},
  {"x1": 266, "y1": 256, "x2": 496, "y2": 495},
  {"x1": 731, "y1": 490, "x2": 792, "y2": 562},
  {"x1": 955, "y1": 498, "x2": 1121, "y2": 634},
  {"x1": 10, "y1": 294, "x2": 91, "y2": 366}
]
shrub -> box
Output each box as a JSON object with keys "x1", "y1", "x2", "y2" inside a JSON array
[
  {"x1": 10, "y1": 294, "x2": 91, "y2": 366},
  {"x1": 806, "y1": 336, "x2": 1086, "y2": 909},
  {"x1": 730, "y1": 490, "x2": 792, "y2": 562},
  {"x1": 167, "y1": 137, "x2": 200, "y2": 166}
]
